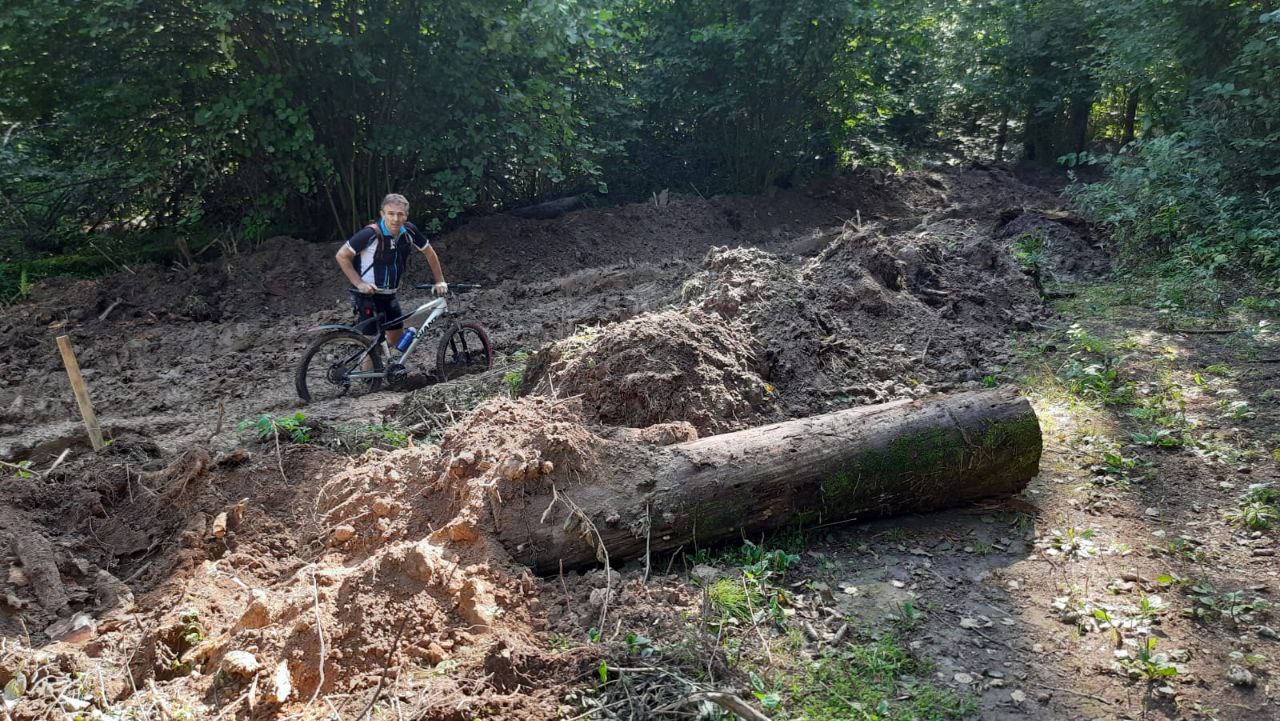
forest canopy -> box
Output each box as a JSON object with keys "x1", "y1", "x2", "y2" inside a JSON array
[{"x1": 1, "y1": 0, "x2": 1277, "y2": 288}]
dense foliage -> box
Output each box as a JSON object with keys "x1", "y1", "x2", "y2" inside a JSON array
[{"x1": 1, "y1": 0, "x2": 1277, "y2": 290}]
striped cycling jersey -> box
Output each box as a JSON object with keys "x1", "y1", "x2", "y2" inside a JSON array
[{"x1": 343, "y1": 219, "x2": 430, "y2": 293}]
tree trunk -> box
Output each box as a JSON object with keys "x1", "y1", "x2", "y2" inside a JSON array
[
  {"x1": 994, "y1": 108, "x2": 1010, "y2": 162},
  {"x1": 1121, "y1": 90, "x2": 1139, "y2": 147},
  {"x1": 1068, "y1": 97, "x2": 1091, "y2": 156},
  {"x1": 500, "y1": 390, "x2": 1041, "y2": 573}
]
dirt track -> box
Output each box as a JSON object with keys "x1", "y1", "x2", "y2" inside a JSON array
[{"x1": 6, "y1": 164, "x2": 1275, "y2": 720}]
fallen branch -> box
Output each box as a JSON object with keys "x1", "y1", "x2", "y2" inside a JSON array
[
  {"x1": 273, "y1": 425, "x2": 288, "y2": 483},
  {"x1": 1033, "y1": 682, "x2": 1111, "y2": 705},
  {"x1": 208, "y1": 399, "x2": 226, "y2": 442},
  {"x1": 1164, "y1": 327, "x2": 1239, "y2": 335},
  {"x1": 0, "y1": 459, "x2": 43, "y2": 479},
  {"x1": 352, "y1": 616, "x2": 409, "y2": 721},
  {"x1": 305, "y1": 569, "x2": 327, "y2": 709},
  {"x1": 654, "y1": 691, "x2": 773, "y2": 721},
  {"x1": 98, "y1": 298, "x2": 125, "y2": 322},
  {"x1": 46, "y1": 448, "x2": 71, "y2": 474}
]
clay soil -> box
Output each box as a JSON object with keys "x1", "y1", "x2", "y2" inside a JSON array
[{"x1": 1, "y1": 162, "x2": 1277, "y2": 721}]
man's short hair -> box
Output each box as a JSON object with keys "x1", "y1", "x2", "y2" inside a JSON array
[{"x1": 381, "y1": 193, "x2": 409, "y2": 211}]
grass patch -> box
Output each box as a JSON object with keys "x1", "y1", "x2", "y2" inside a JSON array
[{"x1": 779, "y1": 634, "x2": 975, "y2": 720}]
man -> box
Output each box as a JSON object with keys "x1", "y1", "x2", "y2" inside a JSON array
[{"x1": 335, "y1": 193, "x2": 448, "y2": 351}]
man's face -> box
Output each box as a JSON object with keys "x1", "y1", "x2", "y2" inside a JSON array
[{"x1": 381, "y1": 203, "x2": 408, "y2": 234}]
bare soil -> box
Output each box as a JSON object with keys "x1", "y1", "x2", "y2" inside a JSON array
[{"x1": 1, "y1": 162, "x2": 1276, "y2": 721}]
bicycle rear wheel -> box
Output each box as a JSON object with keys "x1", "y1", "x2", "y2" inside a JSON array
[
  {"x1": 296, "y1": 330, "x2": 384, "y2": 402},
  {"x1": 435, "y1": 322, "x2": 494, "y2": 382}
]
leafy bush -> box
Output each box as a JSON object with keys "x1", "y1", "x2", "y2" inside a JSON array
[{"x1": 1069, "y1": 137, "x2": 1280, "y2": 292}]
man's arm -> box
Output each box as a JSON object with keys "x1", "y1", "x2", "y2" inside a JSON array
[
  {"x1": 421, "y1": 245, "x2": 447, "y2": 295},
  {"x1": 336, "y1": 244, "x2": 376, "y2": 294}
]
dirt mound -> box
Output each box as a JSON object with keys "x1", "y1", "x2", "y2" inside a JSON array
[
  {"x1": 2, "y1": 397, "x2": 613, "y2": 720},
  {"x1": 994, "y1": 209, "x2": 1110, "y2": 281},
  {"x1": 521, "y1": 309, "x2": 772, "y2": 434}
]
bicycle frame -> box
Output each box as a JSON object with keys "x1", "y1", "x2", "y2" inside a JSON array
[{"x1": 305, "y1": 296, "x2": 450, "y2": 381}]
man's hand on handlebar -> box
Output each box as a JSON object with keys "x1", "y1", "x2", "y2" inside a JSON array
[
  {"x1": 433, "y1": 281, "x2": 449, "y2": 297},
  {"x1": 357, "y1": 282, "x2": 377, "y2": 295}
]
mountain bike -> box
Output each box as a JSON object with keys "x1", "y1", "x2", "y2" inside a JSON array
[{"x1": 295, "y1": 283, "x2": 493, "y2": 403}]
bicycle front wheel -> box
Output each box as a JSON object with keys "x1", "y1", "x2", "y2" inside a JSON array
[
  {"x1": 435, "y1": 322, "x2": 494, "y2": 382},
  {"x1": 296, "y1": 330, "x2": 384, "y2": 403}
]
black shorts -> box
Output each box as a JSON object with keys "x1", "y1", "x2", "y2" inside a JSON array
[{"x1": 352, "y1": 294, "x2": 404, "y2": 335}]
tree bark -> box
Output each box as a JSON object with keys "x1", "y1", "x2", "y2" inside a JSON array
[
  {"x1": 500, "y1": 390, "x2": 1041, "y2": 573},
  {"x1": 1121, "y1": 90, "x2": 1139, "y2": 147},
  {"x1": 994, "y1": 107, "x2": 1010, "y2": 162}
]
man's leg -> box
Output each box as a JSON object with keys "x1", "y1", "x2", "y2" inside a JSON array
[
  {"x1": 385, "y1": 329, "x2": 403, "y2": 351},
  {"x1": 382, "y1": 295, "x2": 406, "y2": 359}
]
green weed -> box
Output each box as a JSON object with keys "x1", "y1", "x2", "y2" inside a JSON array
[
  {"x1": 502, "y1": 350, "x2": 530, "y2": 398},
  {"x1": 1038, "y1": 527, "x2": 1099, "y2": 560},
  {"x1": 1116, "y1": 637, "x2": 1183, "y2": 681},
  {"x1": 1225, "y1": 484, "x2": 1279, "y2": 530},
  {"x1": 1184, "y1": 580, "x2": 1272, "y2": 626},
  {"x1": 237, "y1": 412, "x2": 311, "y2": 444},
  {"x1": 707, "y1": 577, "x2": 754, "y2": 622}
]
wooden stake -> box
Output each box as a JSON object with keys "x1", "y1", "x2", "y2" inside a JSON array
[{"x1": 56, "y1": 335, "x2": 104, "y2": 451}]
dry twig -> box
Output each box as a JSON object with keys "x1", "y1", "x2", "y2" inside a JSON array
[{"x1": 654, "y1": 691, "x2": 774, "y2": 721}]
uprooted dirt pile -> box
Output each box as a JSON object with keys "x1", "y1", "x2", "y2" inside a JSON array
[
  {"x1": 520, "y1": 309, "x2": 773, "y2": 435},
  {"x1": 1, "y1": 396, "x2": 626, "y2": 720},
  {"x1": 520, "y1": 176, "x2": 1073, "y2": 430}
]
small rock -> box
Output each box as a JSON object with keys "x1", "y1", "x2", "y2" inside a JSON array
[
  {"x1": 211, "y1": 512, "x2": 229, "y2": 539},
  {"x1": 222, "y1": 650, "x2": 260, "y2": 678},
  {"x1": 953, "y1": 672, "x2": 974, "y2": 684},
  {"x1": 268, "y1": 661, "x2": 292, "y2": 703},
  {"x1": 1010, "y1": 689, "x2": 1026, "y2": 704},
  {"x1": 46, "y1": 612, "x2": 96, "y2": 645},
  {"x1": 1144, "y1": 507, "x2": 1160, "y2": 517},
  {"x1": 371, "y1": 498, "x2": 397, "y2": 517},
  {"x1": 985, "y1": 669, "x2": 1006, "y2": 679},
  {"x1": 239, "y1": 589, "x2": 271, "y2": 629},
  {"x1": 1226, "y1": 665, "x2": 1254, "y2": 687},
  {"x1": 8, "y1": 566, "x2": 29, "y2": 587},
  {"x1": 446, "y1": 522, "x2": 478, "y2": 543},
  {"x1": 331, "y1": 525, "x2": 356, "y2": 543},
  {"x1": 424, "y1": 642, "x2": 447, "y2": 665},
  {"x1": 1036, "y1": 691, "x2": 1052, "y2": 703},
  {"x1": 406, "y1": 540, "x2": 445, "y2": 582}
]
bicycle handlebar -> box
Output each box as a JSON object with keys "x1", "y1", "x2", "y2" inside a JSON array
[
  {"x1": 346, "y1": 282, "x2": 481, "y2": 298},
  {"x1": 414, "y1": 282, "x2": 481, "y2": 293}
]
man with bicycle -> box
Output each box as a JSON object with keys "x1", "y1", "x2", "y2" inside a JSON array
[{"x1": 335, "y1": 193, "x2": 448, "y2": 351}]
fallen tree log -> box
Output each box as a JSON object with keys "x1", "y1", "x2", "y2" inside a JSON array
[{"x1": 497, "y1": 389, "x2": 1041, "y2": 573}]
